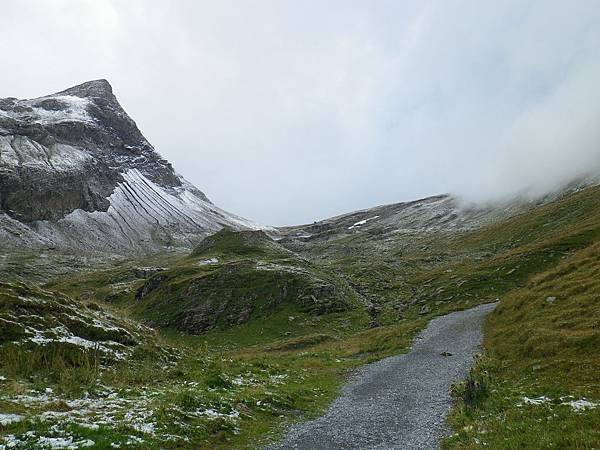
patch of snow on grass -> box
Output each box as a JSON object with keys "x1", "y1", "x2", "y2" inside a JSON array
[
  {"x1": 133, "y1": 422, "x2": 156, "y2": 434},
  {"x1": 2, "y1": 382, "x2": 229, "y2": 446},
  {"x1": 348, "y1": 216, "x2": 380, "y2": 230},
  {"x1": 231, "y1": 376, "x2": 246, "y2": 386},
  {"x1": 0, "y1": 414, "x2": 24, "y2": 426},
  {"x1": 12, "y1": 392, "x2": 57, "y2": 406},
  {"x1": 2, "y1": 434, "x2": 23, "y2": 448},
  {"x1": 125, "y1": 436, "x2": 145, "y2": 445},
  {"x1": 20, "y1": 324, "x2": 128, "y2": 359},
  {"x1": 196, "y1": 409, "x2": 240, "y2": 420},
  {"x1": 255, "y1": 262, "x2": 309, "y2": 275},
  {"x1": 519, "y1": 396, "x2": 598, "y2": 412},
  {"x1": 269, "y1": 374, "x2": 288, "y2": 384},
  {"x1": 561, "y1": 399, "x2": 597, "y2": 412},
  {"x1": 36, "y1": 436, "x2": 94, "y2": 449},
  {"x1": 520, "y1": 396, "x2": 551, "y2": 406},
  {"x1": 198, "y1": 258, "x2": 219, "y2": 266}
]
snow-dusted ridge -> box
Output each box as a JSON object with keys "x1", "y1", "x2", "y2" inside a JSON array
[
  {"x1": 33, "y1": 169, "x2": 267, "y2": 253},
  {"x1": 281, "y1": 194, "x2": 526, "y2": 242},
  {"x1": 0, "y1": 80, "x2": 270, "y2": 253},
  {"x1": 280, "y1": 174, "x2": 600, "y2": 243},
  {"x1": 0, "y1": 94, "x2": 94, "y2": 126}
]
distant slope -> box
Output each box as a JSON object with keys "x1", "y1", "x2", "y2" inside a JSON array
[
  {"x1": 280, "y1": 176, "x2": 600, "y2": 245},
  {"x1": 279, "y1": 195, "x2": 535, "y2": 249},
  {"x1": 0, "y1": 80, "x2": 265, "y2": 254}
]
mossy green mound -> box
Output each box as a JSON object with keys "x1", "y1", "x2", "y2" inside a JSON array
[{"x1": 134, "y1": 230, "x2": 358, "y2": 334}]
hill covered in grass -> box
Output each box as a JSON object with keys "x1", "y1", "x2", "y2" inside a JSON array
[
  {"x1": 280, "y1": 184, "x2": 600, "y2": 448},
  {"x1": 1, "y1": 184, "x2": 599, "y2": 448},
  {"x1": 132, "y1": 229, "x2": 360, "y2": 333},
  {"x1": 49, "y1": 229, "x2": 361, "y2": 335}
]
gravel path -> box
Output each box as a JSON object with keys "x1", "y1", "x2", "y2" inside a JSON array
[{"x1": 272, "y1": 303, "x2": 497, "y2": 450}]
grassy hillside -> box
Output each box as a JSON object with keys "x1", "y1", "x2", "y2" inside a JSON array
[
  {"x1": 2, "y1": 186, "x2": 600, "y2": 448},
  {"x1": 440, "y1": 188, "x2": 600, "y2": 448},
  {"x1": 445, "y1": 241, "x2": 600, "y2": 448},
  {"x1": 49, "y1": 229, "x2": 360, "y2": 334},
  {"x1": 0, "y1": 275, "x2": 423, "y2": 449},
  {"x1": 280, "y1": 185, "x2": 600, "y2": 448},
  {"x1": 0, "y1": 281, "x2": 155, "y2": 389}
]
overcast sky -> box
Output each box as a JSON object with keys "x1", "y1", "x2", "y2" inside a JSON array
[{"x1": 1, "y1": 1, "x2": 599, "y2": 225}]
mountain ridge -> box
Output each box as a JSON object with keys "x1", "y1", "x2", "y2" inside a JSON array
[{"x1": 0, "y1": 80, "x2": 264, "y2": 254}]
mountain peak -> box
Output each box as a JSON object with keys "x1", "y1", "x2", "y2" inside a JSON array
[
  {"x1": 54, "y1": 79, "x2": 114, "y2": 99},
  {"x1": 0, "y1": 81, "x2": 265, "y2": 253}
]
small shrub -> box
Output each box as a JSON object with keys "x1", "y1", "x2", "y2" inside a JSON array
[
  {"x1": 462, "y1": 372, "x2": 488, "y2": 408},
  {"x1": 175, "y1": 390, "x2": 205, "y2": 410}
]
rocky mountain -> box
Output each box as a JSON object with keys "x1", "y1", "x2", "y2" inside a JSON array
[
  {"x1": 277, "y1": 195, "x2": 529, "y2": 253},
  {"x1": 279, "y1": 176, "x2": 600, "y2": 246},
  {"x1": 0, "y1": 80, "x2": 263, "y2": 254}
]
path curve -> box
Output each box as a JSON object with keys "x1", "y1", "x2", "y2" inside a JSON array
[{"x1": 272, "y1": 303, "x2": 497, "y2": 450}]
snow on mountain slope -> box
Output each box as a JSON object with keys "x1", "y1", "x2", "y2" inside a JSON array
[
  {"x1": 281, "y1": 173, "x2": 600, "y2": 244},
  {"x1": 33, "y1": 169, "x2": 263, "y2": 253},
  {"x1": 0, "y1": 136, "x2": 93, "y2": 171},
  {"x1": 0, "y1": 94, "x2": 94, "y2": 127},
  {"x1": 0, "y1": 80, "x2": 266, "y2": 253},
  {"x1": 280, "y1": 194, "x2": 540, "y2": 242}
]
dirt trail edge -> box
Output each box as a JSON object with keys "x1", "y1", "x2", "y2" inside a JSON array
[{"x1": 272, "y1": 302, "x2": 497, "y2": 450}]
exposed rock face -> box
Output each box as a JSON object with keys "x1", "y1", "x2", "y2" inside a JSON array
[{"x1": 0, "y1": 80, "x2": 264, "y2": 253}]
